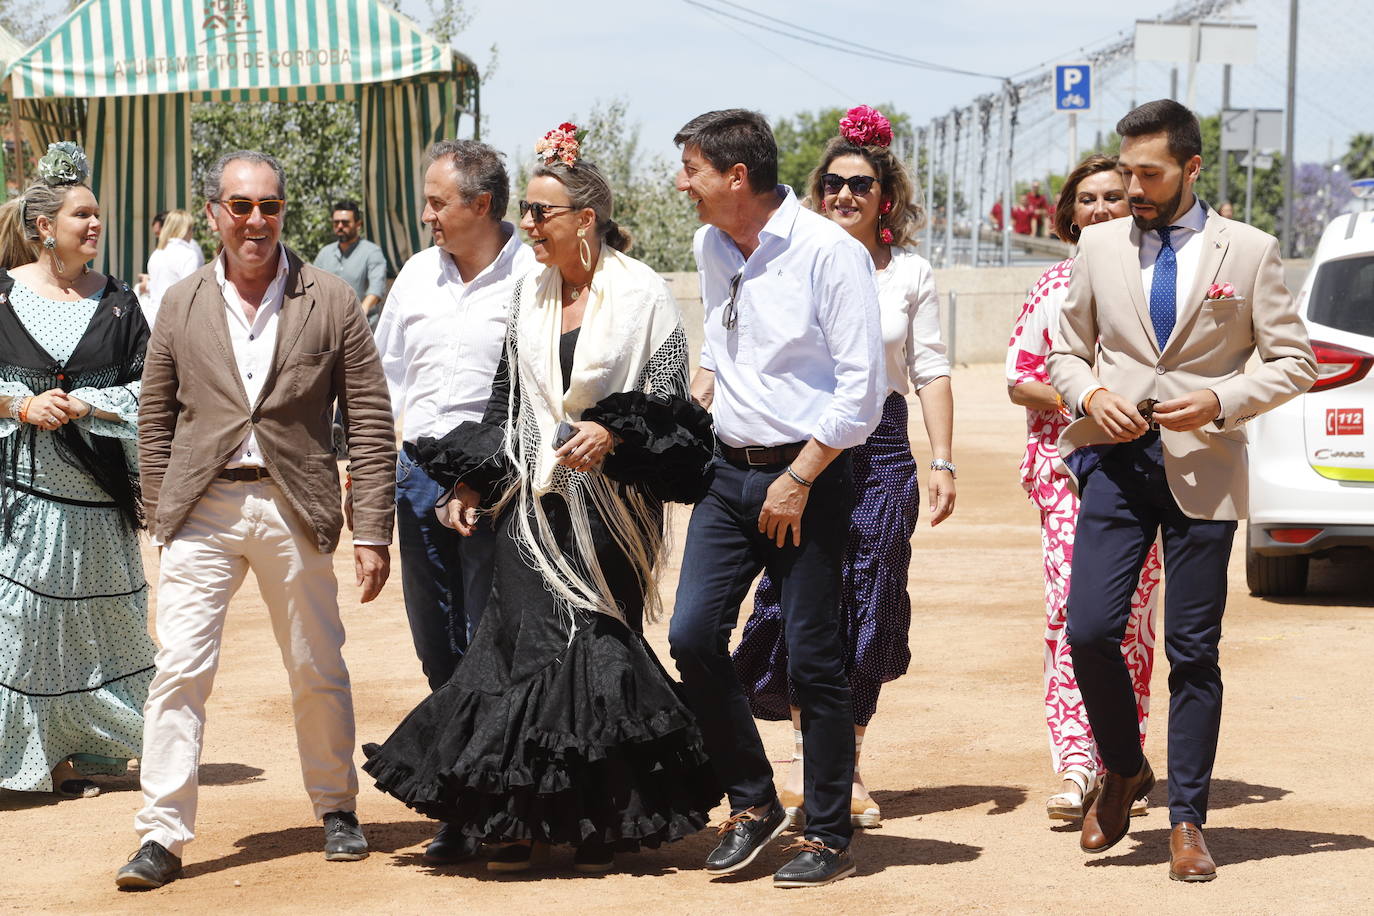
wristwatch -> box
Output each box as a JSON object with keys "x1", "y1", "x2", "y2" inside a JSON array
[{"x1": 930, "y1": 459, "x2": 957, "y2": 478}]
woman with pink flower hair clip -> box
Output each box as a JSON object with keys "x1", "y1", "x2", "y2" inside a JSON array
[
  {"x1": 727, "y1": 104, "x2": 954, "y2": 830},
  {"x1": 364, "y1": 122, "x2": 720, "y2": 876}
]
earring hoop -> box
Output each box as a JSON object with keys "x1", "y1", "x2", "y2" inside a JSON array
[{"x1": 577, "y1": 227, "x2": 592, "y2": 271}]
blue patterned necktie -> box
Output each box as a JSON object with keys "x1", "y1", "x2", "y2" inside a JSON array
[{"x1": 1149, "y1": 226, "x2": 1181, "y2": 350}]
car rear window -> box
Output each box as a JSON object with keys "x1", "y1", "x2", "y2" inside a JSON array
[{"x1": 1308, "y1": 254, "x2": 1374, "y2": 336}]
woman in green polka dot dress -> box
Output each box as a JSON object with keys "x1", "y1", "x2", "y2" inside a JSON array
[{"x1": 0, "y1": 143, "x2": 154, "y2": 798}]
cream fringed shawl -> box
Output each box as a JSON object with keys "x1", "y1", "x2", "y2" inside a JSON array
[{"x1": 496, "y1": 247, "x2": 690, "y2": 628}]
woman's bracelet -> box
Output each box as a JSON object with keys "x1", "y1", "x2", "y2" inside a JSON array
[
  {"x1": 16, "y1": 397, "x2": 33, "y2": 424},
  {"x1": 785, "y1": 465, "x2": 813, "y2": 488}
]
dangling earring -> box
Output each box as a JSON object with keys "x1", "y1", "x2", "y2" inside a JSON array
[
  {"x1": 880, "y1": 199, "x2": 893, "y2": 215},
  {"x1": 819, "y1": 200, "x2": 827, "y2": 212},
  {"x1": 43, "y1": 236, "x2": 68, "y2": 276},
  {"x1": 577, "y1": 227, "x2": 592, "y2": 271}
]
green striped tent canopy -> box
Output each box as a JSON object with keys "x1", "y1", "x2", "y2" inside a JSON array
[
  {"x1": 5, "y1": 0, "x2": 478, "y2": 281},
  {"x1": 8, "y1": 0, "x2": 454, "y2": 100}
]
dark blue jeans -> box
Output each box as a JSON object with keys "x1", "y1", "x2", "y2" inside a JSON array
[
  {"x1": 1066, "y1": 433, "x2": 1235, "y2": 826},
  {"x1": 395, "y1": 448, "x2": 497, "y2": 691},
  {"x1": 670, "y1": 453, "x2": 855, "y2": 849}
]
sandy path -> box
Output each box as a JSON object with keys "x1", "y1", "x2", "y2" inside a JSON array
[{"x1": 5, "y1": 362, "x2": 1372, "y2": 915}]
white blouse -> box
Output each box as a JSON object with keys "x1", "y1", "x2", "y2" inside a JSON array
[
  {"x1": 878, "y1": 246, "x2": 949, "y2": 395},
  {"x1": 144, "y1": 237, "x2": 205, "y2": 326}
]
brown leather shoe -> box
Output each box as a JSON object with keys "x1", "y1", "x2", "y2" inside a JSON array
[
  {"x1": 1080, "y1": 759, "x2": 1154, "y2": 853},
  {"x1": 1169, "y1": 822, "x2": 1217, "y2": 882}
]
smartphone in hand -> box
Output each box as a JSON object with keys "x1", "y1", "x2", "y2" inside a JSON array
[{"x1": 553, "y1": 421, "x2": 577, "y2": 449}]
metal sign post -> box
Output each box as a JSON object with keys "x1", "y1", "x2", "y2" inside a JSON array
[
  {"x1": 1055, "y1": 64, "x2": 1091, "y2": 174},
  {"x1": 1221, "y1": 107, "x2": 1283, "y2": 223}
]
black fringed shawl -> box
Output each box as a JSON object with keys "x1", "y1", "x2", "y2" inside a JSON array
[{"x1": 0, "y1": 268, "x2": 149, "y2": 536}]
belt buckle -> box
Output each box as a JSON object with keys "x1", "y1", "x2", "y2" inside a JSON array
[{"x1": 743, "y1": 446, "x2": 771, "y2": 467}]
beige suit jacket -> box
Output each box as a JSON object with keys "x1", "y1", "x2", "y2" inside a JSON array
[
  {"x1": 139, "y1": 247, "x2": 396, "y2": 551},
  {"x1": 1047, "y1": 208, "x2": 1316, "y2": 520}
]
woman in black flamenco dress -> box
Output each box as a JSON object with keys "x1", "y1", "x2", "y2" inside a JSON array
[{"x1": 363, "y1": 149, "x2": 719, "y2": 873}]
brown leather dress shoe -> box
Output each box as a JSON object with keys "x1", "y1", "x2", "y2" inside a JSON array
[
  {"x1": 1169, "y1": 822, "x2": 1217, "y2": 882},
  {"x1": 1080, "y1": 758, "x2": 1155, "y2": 853}
]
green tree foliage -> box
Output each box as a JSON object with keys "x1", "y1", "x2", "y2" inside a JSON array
[
  {"x1": 1341, "y1": 133, "x2": 1374, "y2": 179},
  {"x1": 516, "y1": 99, "x2": 698, "y2": 272},
  {"x1": 191, "y1": 101, "x2": 361, "y2": 258}
]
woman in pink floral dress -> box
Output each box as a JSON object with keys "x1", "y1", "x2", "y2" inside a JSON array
[{"x1": 1005, "y1": 155, "x2": 1161, "y2": 822}]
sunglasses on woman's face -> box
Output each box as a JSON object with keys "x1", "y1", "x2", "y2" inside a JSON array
[
  {"x1": 518, "y1": 200, "x2": 575, "y2": 223},
  {"x1": 821, "y1": 173, "x2": 878, "y2": 195},
  {"x1": 214, "y1": 197, "x2": 284, "y2": 218}
]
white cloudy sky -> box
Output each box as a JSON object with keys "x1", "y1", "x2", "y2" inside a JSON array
[{"x1": 400, "y1": 0, "x2": 1373, "y2": 177}]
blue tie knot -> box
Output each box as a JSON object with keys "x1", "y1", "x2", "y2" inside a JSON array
[{"x1": 1157, "y1": 225, "x2": 1181, "y2": 249}]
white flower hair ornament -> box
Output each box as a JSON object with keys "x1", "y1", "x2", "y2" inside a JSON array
[{"x1": 37, "y1": 141, "x2": 90, "y2": 186}]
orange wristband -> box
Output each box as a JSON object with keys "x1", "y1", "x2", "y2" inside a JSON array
[
  {"x1": 17, "y1": 397, "x2": 32, "y2": 425},
  {"x1": 1083, "y1": 387, "x2": 1104, "y2": 414}
]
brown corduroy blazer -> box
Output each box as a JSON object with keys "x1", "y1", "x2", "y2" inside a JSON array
[{"x1": 138, "y1": 247, "x2": 395, "y2": 552}]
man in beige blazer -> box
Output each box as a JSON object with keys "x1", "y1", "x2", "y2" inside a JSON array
[
  {"x1": 117, "y1": 151, "x2": 396, "y2": 890},
  {"x1": 1048, "y1": 100, "x2": 1315, "y2": 883}
]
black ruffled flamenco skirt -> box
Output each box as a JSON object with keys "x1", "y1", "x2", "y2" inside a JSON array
[{"x1": 363, "y1": 492, "x2": 721, "y2": 850}]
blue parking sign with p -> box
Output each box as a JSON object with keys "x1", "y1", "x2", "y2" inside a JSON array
[{"x1": 1055, "y1": 64, "x2": 1091, "y2": 111}]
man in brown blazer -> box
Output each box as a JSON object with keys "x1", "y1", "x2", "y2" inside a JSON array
[
  {"x1": 117, "y1": 151, "x2": 396, "y2": 890},
  {"x1": 1048, "y1": 100, "x2": 1315, "y2": 883}
]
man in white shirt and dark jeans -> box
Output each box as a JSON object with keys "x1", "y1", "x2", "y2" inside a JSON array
[
  {"x1": 371, "y1": 139, "x2": 534, "y2": 862},
  {"x1": 668, "y1": 109, "x2": 885, "y2": 888}
]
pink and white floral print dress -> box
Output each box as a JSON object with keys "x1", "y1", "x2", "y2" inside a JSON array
[{"x1": 1006, "y1": 257, "x2": 1161, "y2": 777}]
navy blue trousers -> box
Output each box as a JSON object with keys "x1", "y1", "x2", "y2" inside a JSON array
[
  {"x1": 395, "y1": 448, "x2": 496, "y2": 691},
  {"x1": 670, "y1": 453, "x2": 855, "y2": 849},
  {"x1": 1066, "y1": 433, "x2": 1235, "y2": 826}
]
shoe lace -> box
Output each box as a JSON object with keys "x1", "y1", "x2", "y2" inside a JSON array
[
  {"x1": 714, "y1": 810, "x2": 759, "y2": 836},
  {"x1": 781, "y1": 838, "x2": 833, "y2": 856},
  {"x1": 1177, "y1": 824, "x2": 1203, "y2": 848}
]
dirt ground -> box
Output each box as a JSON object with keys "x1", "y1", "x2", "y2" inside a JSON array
[{"x1": 5, "y1": 362, "x2": 1373, "y2": 915}]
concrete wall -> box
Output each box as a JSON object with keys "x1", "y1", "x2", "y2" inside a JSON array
[{"x1": 666, "y1": 259, "x2": 1316, "y2": 370}]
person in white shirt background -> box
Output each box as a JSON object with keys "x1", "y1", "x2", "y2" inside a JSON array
[
  {"x1": 668, "y1": 109, "x2": 885, "y2": 889},
  {"x1": 726, "y1": 105, "x2": 955, "y2": 835},
  {"x1": 369, "y1": 139, "x2": 537, "y2": 864},
  {"x1": 140, "y1": 208, "x2": 204, "y2": 328}
]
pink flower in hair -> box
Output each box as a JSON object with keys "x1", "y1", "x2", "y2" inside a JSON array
[
  {"x1": 839, "y1": 105, "x2": 893, "y2": 148},
  {"x1": 535, "y1": 122, "x2": 583, "y2": 168}
]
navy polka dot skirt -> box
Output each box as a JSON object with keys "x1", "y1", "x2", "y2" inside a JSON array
[{"x1": 733, "y1": 392, "x2": 919, "y2": 726}]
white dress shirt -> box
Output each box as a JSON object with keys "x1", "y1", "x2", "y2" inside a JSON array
[
  {"x1": 217, "y1": 246, "x2": 290, "y2": 468},
  {"x1": 144, "y1": 237, "x2": 205, "y2": 327},
  {"x1": 373, "y1": 225, "x2": 536, "y2": 443},
  {"x1": 696, "y1": 186, "x2": 885, "y2": 449},
  {"x1": 879, "y1": 246, "x2": 949, "y2": 395}
]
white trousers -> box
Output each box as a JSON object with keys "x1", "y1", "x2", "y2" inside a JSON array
[{"x1": 134, "y1": 480, "x2": 357, "y2": 857}]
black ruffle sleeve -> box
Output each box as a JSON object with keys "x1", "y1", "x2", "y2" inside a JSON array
[
  {"x1": 581, "y1": 391, "x2": 714, "y2": 504},
  {"x1": 409, "y1": 422, "x2": 512, "y2": 501}
]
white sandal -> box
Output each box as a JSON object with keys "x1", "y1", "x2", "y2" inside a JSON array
[{"x1": 1046, "y1": 766, "x2": 1098, "y2": 821}]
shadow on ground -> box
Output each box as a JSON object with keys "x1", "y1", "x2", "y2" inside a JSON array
[
  {"x1": 1084, "y1": 826, "x2": 1374, "y2": 869},
  {"x1": 872, "y1": 784, "x2": 1027, "y2": 818},
  {"x1": 182, "y1": 819, "x2": 437, "y2": 879},
  {"x1": 0, "y1": 762, "x2": 265, "y2": 811}
]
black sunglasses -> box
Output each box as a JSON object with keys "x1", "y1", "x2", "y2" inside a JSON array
[
  {"x1": 518, "y1": 200, "x2": 575, "y2": 223},
  {"x1": 213, "y1": 197, "x2": 284, "y2": 217},
  {"x1": 722, "y1": 272, "x2": 743, "y2": 330},
  {"x1": 821, "y1": 173, "x2": 879, "y2": 195},
  {"x1": 1137, "y1": 398, "x2": 1160, "y2": 430}
]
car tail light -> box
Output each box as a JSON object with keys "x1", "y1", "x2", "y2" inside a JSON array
[
  {"x1": 1269, "y1": 527, "x2": 1322, "y2": 544},
  {"x1": 1310, "y1": 340, "x2": 1374, "y2": 392}
]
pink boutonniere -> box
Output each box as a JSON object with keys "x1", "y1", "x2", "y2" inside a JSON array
[{"x1": 1205, "y1": 282, "x2": 1237, "y2": 300}]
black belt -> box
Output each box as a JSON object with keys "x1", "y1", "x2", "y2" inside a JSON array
[
  {"x1": 719, "y1": 441, "x2": 806, "y2": 468},
  {"x1": 217, "y1": 467, "x2": 271, "y2": 482}
]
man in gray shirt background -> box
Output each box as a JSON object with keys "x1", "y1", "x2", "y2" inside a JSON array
[{"x1": 314, "y1": 199, "x2": 388, "y2": 328}]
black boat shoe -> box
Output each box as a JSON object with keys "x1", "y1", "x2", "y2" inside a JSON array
[
  {"x1": 115, "y1": 841, "x2": 182, "y2": 890},
  {"x1": 772, "y1": 837, "x2": 856, "y2": 888},
  {"x1": 704, "y1": 799, "x2": 788, "y2": 876}
]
